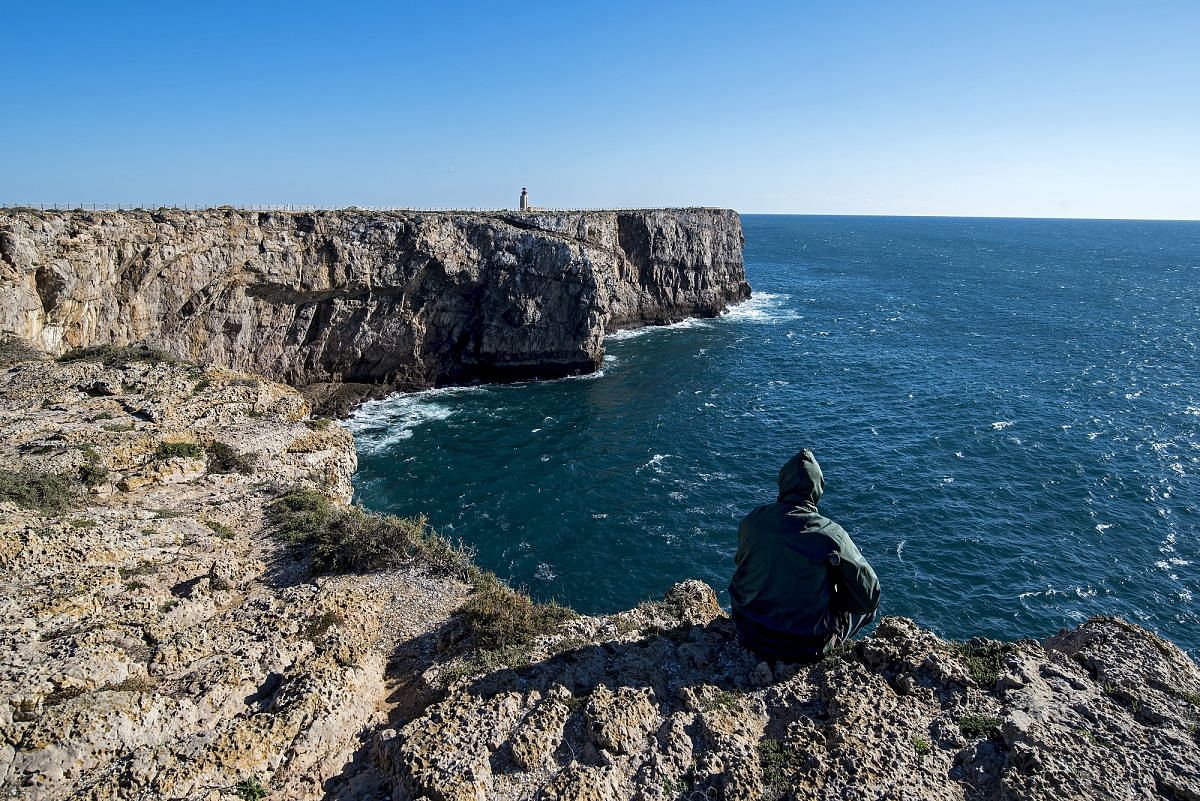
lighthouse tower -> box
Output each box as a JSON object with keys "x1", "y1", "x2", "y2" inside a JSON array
[{"x1": 519, "y1": 187, "x2": 529, "y2": 211}]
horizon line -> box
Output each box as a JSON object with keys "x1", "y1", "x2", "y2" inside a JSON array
[{"x1": 739, "y1": 211, "x2": 1200, "y2": 223}]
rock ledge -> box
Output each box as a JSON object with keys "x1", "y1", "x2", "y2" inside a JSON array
[{"x1": 1, "y1": 356, "x2": 1198, "y2": 801}]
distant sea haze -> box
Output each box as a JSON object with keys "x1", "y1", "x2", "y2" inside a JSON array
[{"x1": 349, "y1": 215, "x2": 1200, "y2": 657}]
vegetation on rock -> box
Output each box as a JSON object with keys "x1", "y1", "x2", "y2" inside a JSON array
[
  {"x1": 206, "y1": 440, "x2": 258, "y2": 474},
  {"x1": 269, "y1": 486, "x2": 576, "y2": 664},
  {"x1": 58, "y1": 343, "x2": 179, "y2": 366},
  {"x1": 957, "y1": 713, "x2": 1002, "y2": 738},
  {"x1": 0, "y1": 335, "x2": 47, "y2": 366},
  {"x1": 269, "y1": 488, "x2": 476, "y2": 577},
  {"x1": 955, "y1": 638, "x2": 1015, "y2": 688},
  {"x1": 76, "y1": 444, "x2": 108, "y2": 487},
  {"x1": 155, "y1": 441, "x2": 204, "y2": 460},
  {"x1": 460, "y1": 573, "x2": 575, "y2": 651},
  {"x1": 0, "y1": 470, "x2": 77, "y2": 512}
]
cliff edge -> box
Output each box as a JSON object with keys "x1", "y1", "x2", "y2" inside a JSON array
[
  {"x1": 2, "y1": 351, "x2": 1198, "y2": 801},
  {"x1": 0, "y1": 208, "x2": 749, "y2": 408}
]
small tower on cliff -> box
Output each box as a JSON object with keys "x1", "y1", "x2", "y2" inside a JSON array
[{"x1": 519, "y1": 187, "x2": 529, "y2": 212}]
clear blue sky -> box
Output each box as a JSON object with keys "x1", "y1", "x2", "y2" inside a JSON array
[{"x1": 3, "y1": 0, "x2": 1197, "y2": 218}]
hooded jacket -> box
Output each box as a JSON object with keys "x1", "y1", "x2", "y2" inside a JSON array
[{"x1": 728, "y1": 449, "x2": 880, "y2": 656}]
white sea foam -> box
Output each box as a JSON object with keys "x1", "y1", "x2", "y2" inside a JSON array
[
  {"x1": 1095, "y1": 523, "x2": 1113, "y2": 533},
  {"x1": 990, "y1": 421, "x2": 1014, "y2": 431},
  {"x1": 535, "y1": 563, "x2": 557, "y2": 581},
  {"x1": 721, "y1": 292, "x2": 800, "y2": 323},
  {"x1": 637, "y1": 454, "x2": 672, "y2": 474},
  {"x1": 896, "y1": 539, "x2": 906, "y2": 562},
  {"x1": 605, "y1": 317, "x2": 713, "y2": 341},
  {"x1": 346, "y1": 390, "x2": 467, "y2": 452},
  {"x1": 558, "y1": 369, "x2": 605, "y2": 382}
]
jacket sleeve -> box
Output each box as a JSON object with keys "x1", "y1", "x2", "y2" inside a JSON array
[{"x1": 831, "y1": 535, "x2": 880, "y2": 614}]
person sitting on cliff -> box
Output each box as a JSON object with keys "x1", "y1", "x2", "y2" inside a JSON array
[{"x1": 729, "y1": 448, "x2": 880, "y2": 663}]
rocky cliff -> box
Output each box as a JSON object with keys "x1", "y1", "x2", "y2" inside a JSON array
[
  {"x1": 0, "y1": 208, "x2": 749, "y2": 400},
  {"x1": 2, "y1": 350, "x2": 1198, "y2": 801}
]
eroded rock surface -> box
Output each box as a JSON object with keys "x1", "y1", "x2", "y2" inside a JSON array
[
  {"x1": 0, "y1": 353, "x2": 468, "y2": 800},
  {"x1": 0, "y1": 208, "x2": 749, "y2": 397},
  {"x1": 2, "y1": 353, "x2": 1198, "y2": 801},
  {"x1": 382, "y1": 585, "x2": 1200, "y2": 801}
]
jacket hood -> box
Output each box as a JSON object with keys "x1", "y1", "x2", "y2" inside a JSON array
[{"x1": 777, "y1": 448, "x2": 824, "y2": 509}]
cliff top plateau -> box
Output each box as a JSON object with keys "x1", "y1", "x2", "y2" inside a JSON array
[
  {"x1": 0, "y1": 207, "x2": 749, "y2": 415},
  {"x1": 1, "y1": 346, "x2": 1198, "y2": 801}
]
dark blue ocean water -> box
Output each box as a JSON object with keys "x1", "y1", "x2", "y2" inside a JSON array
[{"x1": 349, "y1": 215, "x2": 1200, "y2": 656}]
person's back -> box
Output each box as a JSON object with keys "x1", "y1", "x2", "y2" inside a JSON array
[{"x1": 729, "y1": 448, "x2": 880, "y2": 662}]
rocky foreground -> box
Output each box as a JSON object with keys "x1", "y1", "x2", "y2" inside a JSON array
[{"x1": 2, "y1": 352, "x2": 1199, "y2": 801}]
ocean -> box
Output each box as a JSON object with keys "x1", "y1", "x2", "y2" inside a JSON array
[{"x1": 348, "y1": 215, "x2": 1200, "y2": 656}]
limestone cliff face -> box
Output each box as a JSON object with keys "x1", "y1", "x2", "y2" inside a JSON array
[{"x1": 0, "y1": 208, "x2": 749, "y2": 389}]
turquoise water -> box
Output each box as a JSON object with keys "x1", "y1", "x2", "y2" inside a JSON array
[{"x1": 349, "y1": 215, "x2": 1200, "y2": 655}]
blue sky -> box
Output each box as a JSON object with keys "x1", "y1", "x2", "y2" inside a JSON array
[{"x1": 2, "y1": 1, "x2": 1197, "y2": 218}]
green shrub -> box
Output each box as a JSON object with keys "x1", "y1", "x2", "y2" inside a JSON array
[
  {"x1": 955, "y1": 639, "x2": 1014, "y2": 687},
  {"x1": 0, "y1": 471, "x2": 77, "y2": 512},
  {"x1": 274, "y1": 493, "x2": 421, "y2": 573},
  {"x1": 235, "y1": 777, "x2": 268, "y2": 801},
  {"x1": 206, "y1": 441, "x2": 257, "y2": 475},
  {"x1": 460, "y1": 573, "x2": 574, "y2": 652},
  {"x1": 76, "y1": 445, "x2": 109, "y2": 487},
  {"x1": 757, "y1": 738, "x2": 795, "y2": 800},
  {"x1": 268, "y1": 488, "x2": 477, "y2": 578},
  {"x1": 156, "y1": 441, "x2": 204, "y2": 460},
  {"x1": 958, "y1": 714, "x2": 1002, "y2": 738},
  {"x1": 203, "y1": 519, "x2": 236, "y2": 538},
  {"x1": 269, "y1": 488, "x2": 337, "y2": 545},
  {"x1": 79, "y1": 463, "x2": 108, "y2": 487},
  {"x1": 59, "y1": 343, "x2": 178, "y2": 366}
]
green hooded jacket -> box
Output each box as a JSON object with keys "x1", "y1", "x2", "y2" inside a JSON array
[{"x1": 728, "y1": 449, "x2": 880, "y2": 653}]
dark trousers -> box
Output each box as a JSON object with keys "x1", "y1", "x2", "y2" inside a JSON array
[{"x1": 733, "y1": 609, "x2": 876, "y2": 664}]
